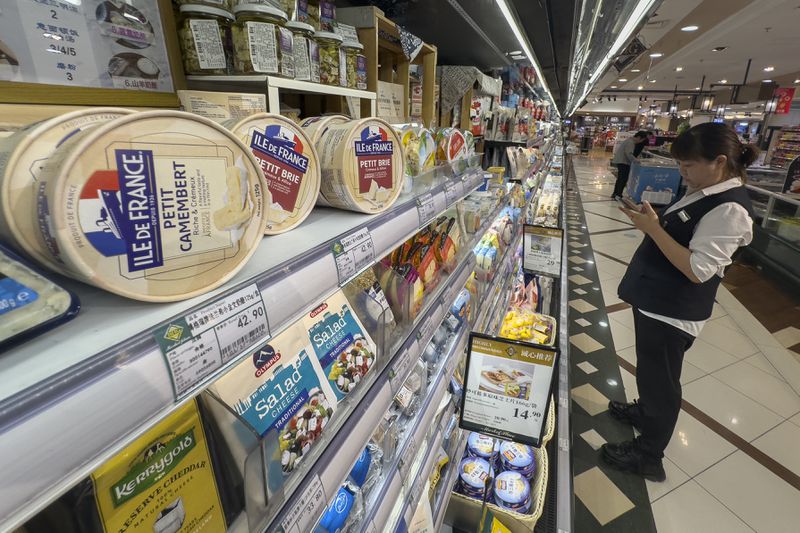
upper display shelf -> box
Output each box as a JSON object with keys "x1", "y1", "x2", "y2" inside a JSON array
[{"x1": 0, "y1": 158, "x2": 484, "y2": 531}]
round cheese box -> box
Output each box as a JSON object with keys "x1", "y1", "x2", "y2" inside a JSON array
[
  {"x1": 36, "y1": 110, "x2": 268, "y2": 302},
  {"x1": 313, "y1": 118, "x2": 404, "y2": 213},
  {"x1": 226, "y1": 113, "x2": 321, "y2": 234},
  {"x1": 0, "y1": 108, "x2": 134, "y2": 270},
  {"x1": 299, "y1": 114, "x2": 349, "y2": 145}
]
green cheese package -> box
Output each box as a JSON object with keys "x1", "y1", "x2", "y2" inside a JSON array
[{"x1": 0, "y1": 242, "x2": 80, "y2": 350}]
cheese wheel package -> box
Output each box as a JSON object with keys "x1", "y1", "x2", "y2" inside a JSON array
[
  {"x1": 226, "y1": 113, "x2": 321, "y2": 234},
  {"x1": 0, "y1": 108, "x2": 133, "y2": 269},
  {"x1": 436, "y1": 128, "x2": 467, "y2": 163},
  {"x1": 399, "y1": 126, "x2": 436, "y2": 178},
  {"x1": 35, "y1": 110, "x2": 268, "y2": 302},
  {"x1": 299, "y1": 114, "x2": 350, "y2": 145},
  {"x1": 313, "y1": 118, "x2": 404, "y2": 213}
]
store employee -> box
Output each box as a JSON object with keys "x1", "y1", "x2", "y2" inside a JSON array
[{"x1": 602, "y1": 123, "x2": 756, "y2": 481}]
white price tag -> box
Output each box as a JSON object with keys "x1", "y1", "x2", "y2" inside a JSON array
[
  {"x1": 416, "y1": 305, "x2": 441, "y2": 345},
  {"x1": 390, "y1": 341, "x2": 418, "y2": 392},
  {"x1": 280, "y1": 474, "x2": 327, "y2": 533},
  {"x1": 399, "y1": 435, "x2": 419, "y2": 482},
  {"x1": 156, "y1": 284, "x2": 270, "y2": 398},
  {"x1": 444, "y1": 179, "x2": 460, "y2": 206},
  {"x1": 416, "y1": 193, "x2": 437, "y2": 228},
  {"x1": 332, "y1": 228, "x2": 375, "y2": 285},
  {"x1": 409, "y1": 475, "x2": 424, "y2": 506},
  {"x1": 559, "y1": 437, "x2": 569, "y2": 451}
]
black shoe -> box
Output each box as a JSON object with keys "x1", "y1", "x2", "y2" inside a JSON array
[
  {"x1": 608, "y1": 399, "x2": 642, "y2": 429},
  {"x1": 601, "y1": 439, "x2": 666, "y2": 482}
]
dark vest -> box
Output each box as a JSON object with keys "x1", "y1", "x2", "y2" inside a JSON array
[{"x1": 617, "y1": 186, "x2": 754, "y2": 321}]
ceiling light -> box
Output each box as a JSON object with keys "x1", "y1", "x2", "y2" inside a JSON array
[
  {"x1": 719, "y1": 79, "x2": 727, "y2": 83},
  {"x1": 631, "y1": 69, "x2": 641, "y2": 73},
  {"x1": 509, "y1": 50, "x2": 522, "y2": 55},
  {"x1": 610, "y1": 85, "x2": 618, "y2": 88},
  {"x1": 649, "y1": 52, "x2": 663, "y2": 58},
  {"x1": 637, "y1": 85, "x2": 644, "y2": 90},
  {"x1": 794, "y1": 79, "x2": 800, "y2": 83},
  {"x1": 681, "y1": 25, "x2": 699, "y2": 32},
  {"x1": 495, "y1": 0, "x2": 557, "y2": 114},
  {"x1": 712, "y1": 46, "x2": 727, "y2": 52},
  {"x1": 618, "y1": 78, "x2": 628, "y2": 82},
  {"x1": 763, "y1": 66, "x2": 774, "y2": 72},
  {"x1": 675, "y1": 66, "x2": 683, "y2": 72},
  {"x1": 649, "y1": 79, "x2": 657, "y2": 83},
  {"x1": 694, "y1": 86, "x2": 701, "y2": 90},
  {"x1": 763, "y1": 79, "x2": 772, "y2": 83}
]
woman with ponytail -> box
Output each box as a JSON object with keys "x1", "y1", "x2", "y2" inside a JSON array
[{"x1": 601, "y1": 123, "x2": 757, "y2": 481}]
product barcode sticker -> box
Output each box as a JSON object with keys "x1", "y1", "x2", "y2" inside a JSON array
[
  {"x1": 332, "y1": 227, "x2": 375, "y2": 286},
  {"x1": 280, "y1": 474, "x2": 327, "y2": 533},
  {"x1": 389, "y1": 340, "x2": 418, "y2": 392},
  {"x1": 416, "y1": 193, "x2": 437, "y2": 228},
  {"x1": 155, "y1": 284, "x2": 270, "y2": 398},
  {"x1": 444, "y1": 179, "x2": 460, "y2": 206}
]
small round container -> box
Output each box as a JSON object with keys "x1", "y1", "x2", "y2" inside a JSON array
[
  {"x1": 499, "y1": 441, "x2": 536, "y2": 478},
  {"x1": 311, "y1": 118, "x2": 404, "y2": 213},
  {"x1": 231, "y1": 4, "x2": 293, "y2": 77},
  {"x1": 340, "y1": 40, "x2": 363, "y2": 89},
  {"x1": 178, "y1": 4, "x2": 234, "y2": 75},
  {"x1": 493, "y1": 470, "x2": 531, "y2": 514},
  {"x1": 225, "y1": 113, "x2": 320, "y2": 234},
  {"x1": 298, "y1": 114, "x2": 349, "y2": 145},
  {"x1": 287, "y1": 21, "x2": 315, "y2": 81},
  {"x1": 0, "y1": 108, "x2": 133, "y2": 271},
  {"x1": 315, "y1": 31, "x2": 342, "y2": 86},
  {"x1": 36, "y1": 111, "x2": 268, "y2": 302},
  {"x1": 458, "y1": 457, "x2": 494, "y2": 499},
  {"x1": 467, "y1": 432, "x2": 499, "y2": 462}
]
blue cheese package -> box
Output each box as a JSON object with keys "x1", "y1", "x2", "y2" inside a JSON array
[
  {"x1": 0, "y1": 243, "x2": 79, "y2": 350},
  {"x1": 304, "y1": 291, "x2": 378, "y2": 401}
]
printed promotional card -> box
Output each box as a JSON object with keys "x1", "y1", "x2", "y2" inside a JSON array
[
  {"x1": 91, "y1": 400, "x2": 225, "y2": 533},
  {"x1": 303, "y1": 290, "x2": 378, "y2": 402},
  {"x1": 207, "y1": 322, "x2": 337, "y2": 473},
  {"x1": 459, "y1": 333, "x2": 557, "y2": 447},
  {"x1": 522, "y1": 224, "x2": 563, "y2": 278}
]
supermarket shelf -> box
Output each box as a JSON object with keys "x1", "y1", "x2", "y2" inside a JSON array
[
  {"x1": 0, "y1": 166, "x2": 483, "y2": 530},
  {"x1": 432, "y1": 430, "x2": 468, "y2": 530},
  {"x1": 270, "y1": 259, "x2": 474, "y2": 533},
  {"x1": 358, "y1": 326, "x2": 469, "y2": 533},
  {"x1": 396, "y1": 429, "x2": 446, "y2": 531},
  {"x1": 185, "y1": 75, "x2": 378, "y2": 115}
]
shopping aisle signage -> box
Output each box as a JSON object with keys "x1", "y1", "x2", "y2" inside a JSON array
[
  {"x1": 459, "y1": 333, "x2": 557, "y2": 446},
  {"x1": 0, "y1": 0, "x2": 173, "y2": 92},
  {"x1": 522, "y1": 224, "x2": 563, "y2": 278},
  {"x1": 154, "y1": 284, "x2": 271, "y2": 398},
  {"x1": 92, "y1": 400, "x2": 226, "y2": 533},
  {"x1": 774, "y1": 88, "x2": 796, "y2": 115}
]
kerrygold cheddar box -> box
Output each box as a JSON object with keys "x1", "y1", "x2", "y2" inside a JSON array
[{"x1": 91, "y1": 400, "x2": 226, "y2": 533}]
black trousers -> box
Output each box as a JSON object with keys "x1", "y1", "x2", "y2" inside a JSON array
[
  {"x1": 633, "y1": 310, "x2": 695, "y2": 458},
  {"x1": 613, "y1": 163, "x2": 630, "y2": 197}
]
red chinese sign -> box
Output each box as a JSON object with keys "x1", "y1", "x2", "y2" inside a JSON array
[{"x1": 774, "y1": 88, "x2": 795, "y2": 115}]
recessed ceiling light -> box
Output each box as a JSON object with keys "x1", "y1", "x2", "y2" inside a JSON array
[
  {"x1": 509, "y1": 50, "x2": 522, "y2": 54},
  {"x1": 763, "y1": 66, "x2": 774, "y2": 72},
  {"x1": 631, "y1": 69, "x2": 641, "y2": 72},
  {"x1": 649, "y1": 79, "x2": 657, "y2": 83},
  {"x1": 610, "y1": 85, "x2": 618, "y2": 88},
  {"x1": 763, "y1": 79, "x2": 773, "y2": 83},
  {"x1": 794, "y1": 79, "x2": 800, "y2": 83},
  {"x1": 719, "y1": 79, "x2": 727, "y2": 83},
  {"x1": 712, "y1": 46, "x2": 727, "y2": 52},
  {"x1": 637, "y1": 85, "x2": 644, "y2": 90},
  {"x1": 681, "y1": 25, "x2": 699, "y2": 32},
  {"x1": 649, "y1": 52, "x2": 663, "y2": 58},
  {"x1": 694, "y1": 86, "x2": 701, "y2": 90},
  {"x1": 618, "y1": 78, "x2": 628, "y2": 82},
  {"x1": 675, "y1": 66, "x2": 683, "y2": 72}
]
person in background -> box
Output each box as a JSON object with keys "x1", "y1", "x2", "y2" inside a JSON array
[
  {"x1": 601, "y1": 123, "x2": 757, "y2": 481},
  {"x1": 611, "y1": 131, "x2": 649, "y2": 199}
]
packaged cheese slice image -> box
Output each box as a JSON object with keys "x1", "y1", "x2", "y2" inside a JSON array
[
  {"x1": 226, "y1": 113, "x2": 321, "y2": 234},
  {"x1": 207, "y1": 321, "x2": 337, "y2": 474},
  {"x1": 313, "y1": 118, "x2": 404, "y2": 213},
  {"x1": 0, "y1": 108, "x2": 134, "y2": 270},
  {"x1": 91, "y1": 399, "x2": 226, "y2": 533},
  {"x1": 34, "y1": 111, "x2": 268, "y2": 302},
  {"x1": 303, "y1": 290, "x2": 378, "y2": 402}
]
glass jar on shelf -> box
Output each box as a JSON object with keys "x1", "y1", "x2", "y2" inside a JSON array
[
  {"x1": 298, "y1": 0, "x2": 321, "y2": 30},
  {"x1": 178, "y1": 4, "x2": 235, "y2": 75},
  {"x1": 339, "y1": 40, "x2": 363, "y2": 89},
  {"x1": 286, "y1": 21, "x2": 315, "y2": 82},
  {"x1": 314, "y1": 30, "x2": 342, "y2": 86},
  {"x1": 231, "y1": 4, "x2": 294, "y2": 77}
]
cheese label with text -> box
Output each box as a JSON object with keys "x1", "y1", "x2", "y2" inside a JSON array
[{"x1": 354, "y1": 125, "x2": 394, "y2": 194}]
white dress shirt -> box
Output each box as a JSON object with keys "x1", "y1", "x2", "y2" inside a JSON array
[{"x1": 638, "y1": 178, "x2": 753, "y2": 337}]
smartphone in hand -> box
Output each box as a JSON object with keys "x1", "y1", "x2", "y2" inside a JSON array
[{"x1": 615, "y1": 196, "x2": 640, "y2": 211}]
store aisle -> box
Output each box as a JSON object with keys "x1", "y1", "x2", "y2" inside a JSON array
[{"x1": 568, "y1": 153, "x2": 800, "y2": 533}]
